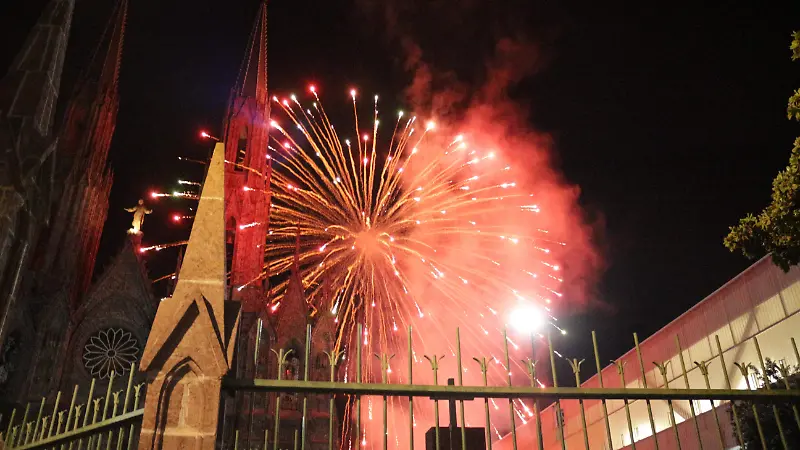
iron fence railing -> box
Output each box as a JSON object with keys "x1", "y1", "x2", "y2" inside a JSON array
[
  {"x1": 221, "y1": 324, "x2": 800, "y2": 450},
  {"x1": 0, "y1": 364, "x2": 144, "y2": 450}
]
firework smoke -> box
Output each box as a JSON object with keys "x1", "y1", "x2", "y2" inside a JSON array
[{"x1": 255, "y1": 2, "x2": 600, "y2": 447}]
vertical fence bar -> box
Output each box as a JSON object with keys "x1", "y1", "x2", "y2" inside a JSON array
[
  {"x1": 455, "y1": 329, "x2": 467, "y2": 450},
  {"x1": 547, "y1": 333, "x2": 566, "y2": 450},
  {"x1": 528, "y1": 335, "x2": 543, "y2": 450},
  {"x1": 655, "y1": 361, "x2": 681, "y2": 450},
  {"x1": 694, "y1": 361, "x2": 726, "y2": 449},
  {"x1": 475, "y1": 358, "x2": 492, "y2": 450},
  {"x1": 61, "y1": 384, "x2": 79, "y2": 450},
  {"x1": 67, "y1": 404, "x2": 80, "y2": 450},
  {"x1": 633, "y1": 333, "x2": 660, "y2": 450},
  {"x1": 592, "y1": 331, "x2": 614, "y2": 450},
  {"x1": 78, "y1": 378, "x2": 97, "y2": 450},
  {"x1": 16, "y1": 402, "x2": 30, "y2": 446},
  {"x1": 301, "y1": 324, "x2": 311, "y2": 450},
  {"x1": 3, "y1": 408, "x2": 15, "y2": 445},
  {"x1": 24, "y1": 421, "x2": 33, "y2": 446},
  {"x1": 126, "y1": 383, "x2": 143, "y2": 450},
  {"x1": 376, "y1": 354, "x2": 391, "y2": 450},
  {"x1": 327, "y1": 347, "x2": 339, "y2": 450},
  {"x1": 735, "y1": 362, "x2": 767, "y2": 450},
  {"x1": 88, "y1": 397, "x2": 101, "y2": 449},
  {"x1": 293, "y1": 429, "x2": 299, "y2": 450},
  {"x1": 567, "y1": 358, "x2": 589, "y2": 450},
  {"x1": 31, "y1": 397, "x2": 45, "y2": 445},
  {"x1": 675, "y1": 336, "x2": 704, "y2": 449},
  {"x1": 776, "y1": 359, "x2": 800, "y2": 433},
  {"x1": 114, "y1": 366, "x2": 136, "y2": 450},
  {"x1": 424, "y1": 354, "x2": 443, "y2": 450},
  {"x1": 408, "y1": 327, "x2": 414, "y2": 450},
  {"x1": 248, "y1": 318, "x2": 263, "y2": 450},
  {"x1": 271, "y1": 348, "x2": 289, "y2": 450},
  {"x1": 614, "y1": 361, "x2": 636, "y2": 450},
  {"x1": 48, "y1": 391, "x2": 61, "y2": 438},
  {"x1": 753, "y1": 337, "x2": 789, "y2": 449},
  {"x1": 263, "y1": 429, "x2": 269, "y2": 450},
  {"x1": 102, "y1": 373, "x2": 115, "y2": 421},
  {"x1": 504, "y1": 329, "x2": 518, "y2": 450},
  {"x1": 123, "y1": 366, "x2": 134, "y2": 414},
  {"x1": 103, "y1": 391, "x2": 120, "y2": 450},
  {"x1": 110, "y1": 392, "x2": 123, "y2": 450},
  {"x1": 39, "y1": 417, "x2": 49, "y2": 442},
  {"x1": 715, "y1": 335, "x2": 744, "y2": 446},
  {"x1": 5, "y1": 408, "x2": 16, "y2": 444},
  {"x1": 356, "y1": 323, "x2": 363, "y2": 450}
]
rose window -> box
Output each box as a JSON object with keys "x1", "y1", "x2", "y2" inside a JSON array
[{"x1": 83, "y1": 328, "x2": 139, "y2": 378}]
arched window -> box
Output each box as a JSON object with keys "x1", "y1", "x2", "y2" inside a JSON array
[
  {"x1": 226, "y1": 217, "x2": 237, "y2": 278},
  {"x1": 314, "y1": 354, "x2": 326, "y2": 371},
  {"x1": 235, "y1": 126, "x2": 248, "y2": 170}
]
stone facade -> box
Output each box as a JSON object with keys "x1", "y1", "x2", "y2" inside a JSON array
[{"x1": 0, "y1": 0, "x2": 143, "y2": 408}]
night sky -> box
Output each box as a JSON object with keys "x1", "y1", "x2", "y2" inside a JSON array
[{"x1": 2, "y1": 0, "x2": 800, "y2": 373}]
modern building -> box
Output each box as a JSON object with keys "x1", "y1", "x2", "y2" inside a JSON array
[{"x1": 495, "y1": 255, "x2": 800, "y2": 450}]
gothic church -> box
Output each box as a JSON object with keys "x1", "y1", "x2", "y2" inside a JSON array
[{"x1": 0, "y1": 1, "x2": 338, "y2": 448}]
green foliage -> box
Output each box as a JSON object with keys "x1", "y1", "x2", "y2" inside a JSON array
[
  {"x1": 725, "y1": 139, "x2": 800, "y2": 271},
  {"x1": 790, "y1": 89, "x2": 800, "y2": 121},
  {"x1": 732, "y1": 359, "x2": 800, "y2": 448},
  {"x1": 725, "y1": 31, "x2": 800, "y2": 271}
]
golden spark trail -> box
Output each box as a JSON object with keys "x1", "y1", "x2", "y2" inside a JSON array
[{"x1": 254, "y1": 86, "x2": 570, "y2": 446}]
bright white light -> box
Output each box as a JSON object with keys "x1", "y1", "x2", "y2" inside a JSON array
[{"x1": 509, "y1": 305, "x2": 545, "y2": 334}]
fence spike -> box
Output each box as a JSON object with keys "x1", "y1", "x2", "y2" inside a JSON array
[
  {"x1": 47, "y1": 391, "x2": 61, "y2": 438},
  {"x1": 613, "y1": 360, "x2": 636, "y2": 449},
  {"x1": 694, "y1": 360, "x2": 727, "y2": 449},
  {"x1": 634, "y1": 332, "x2": 660, "y2": 450},
  {"x1": 123, "y1": 365, "x2": 135, "y2": 414},
  {"x1": 754, "y1": 337, "x2": 789, "y2": 449},
  {"x1": 102, "y1": 372, "x2": 116, "y2": 420},
  {"x1": 675, "y1": 335, "x2": 703, "y2": 450},
  {"x1": 31, "y1": 396, "x2": 46, "y2": 445},
  {"x1": 15, "y1": 402, "x2": 30, "y2": 446},
  {"x1": 5, "y1": 408, "x2": 16, "y2": 444}
]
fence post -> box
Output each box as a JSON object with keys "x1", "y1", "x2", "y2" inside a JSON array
[{"x1": 135, "y1": 143, "x2": 240, "y2": 449}]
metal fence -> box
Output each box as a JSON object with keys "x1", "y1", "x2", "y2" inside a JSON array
[
  {"x1": 3, "y1": 327, "x2": 798, "y2": 450},
  {"x1": 0, "y1": 364, "x2": 144, "y2": 450},
  {"x1": 221, "y1": 324, "x2": 800, "y2": 450}
]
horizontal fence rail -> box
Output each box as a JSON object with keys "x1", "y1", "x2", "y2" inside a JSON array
[
  {"x1": 223, "y1": 378, "x2": 800, "y2": 402},
  {"x1": 0, "y1": 363, "x2": 145, "y2": 450}
]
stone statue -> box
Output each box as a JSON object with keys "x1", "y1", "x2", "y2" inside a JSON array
[{"x1": 125, "y1": 199, "x2": 152, "y2": 234}]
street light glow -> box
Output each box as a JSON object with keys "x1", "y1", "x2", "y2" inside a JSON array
[{"x1": 509, "y1": 304, "x2": 546, "y2": 334}]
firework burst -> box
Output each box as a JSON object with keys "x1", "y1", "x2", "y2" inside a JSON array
[
  {"x1": 263, "y1": 87, "x2": 565, "y2": 352},
  {"x1": 243, "y1": 85, "x2": 576, "y2": 447}
]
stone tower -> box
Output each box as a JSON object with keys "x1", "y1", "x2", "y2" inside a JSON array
[
  {"x1": 0, "y1": 0, "x2": 75, "y2": 351},
  {"x1": 223, "y1": 1, "x2": 272, "y2": 314},
  {"x1": 0, "y1": 0, "x2": 142, "y2": 403},
  {"x1": 35, "y1": 0, "x2": 127, "y2": 310}
]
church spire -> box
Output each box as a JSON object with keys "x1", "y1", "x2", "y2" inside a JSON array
[
  {"x1": 254, "y1": 1, "x2": 268, "y2": 106},
  {"x1": 222, "y1": 1, "x2": 272, "y2": 313},
  {"x1": 140, "y1": 142, "x2": 234, "y2": 371},
  {"x1": 96, "y1": 0, "x2": 127, "y2": 98},
  {"x1": 31, "y1": 0, "x2": 128, "y2": 308},
  {"x1": 232, "y1": 1, "x2": 268, "y2": 108}
]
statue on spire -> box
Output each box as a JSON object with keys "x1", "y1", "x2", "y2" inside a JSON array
[{"x1": 125, "y1": 199, "x2": 152, "y2": 234}]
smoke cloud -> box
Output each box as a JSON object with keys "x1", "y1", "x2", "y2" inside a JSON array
[
  {"x1": 344, "y1": 1, "x2": 603, "y2": 445},
  {"x1": 355, "y1": 0, "x2": 601, "y2": 308}
]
